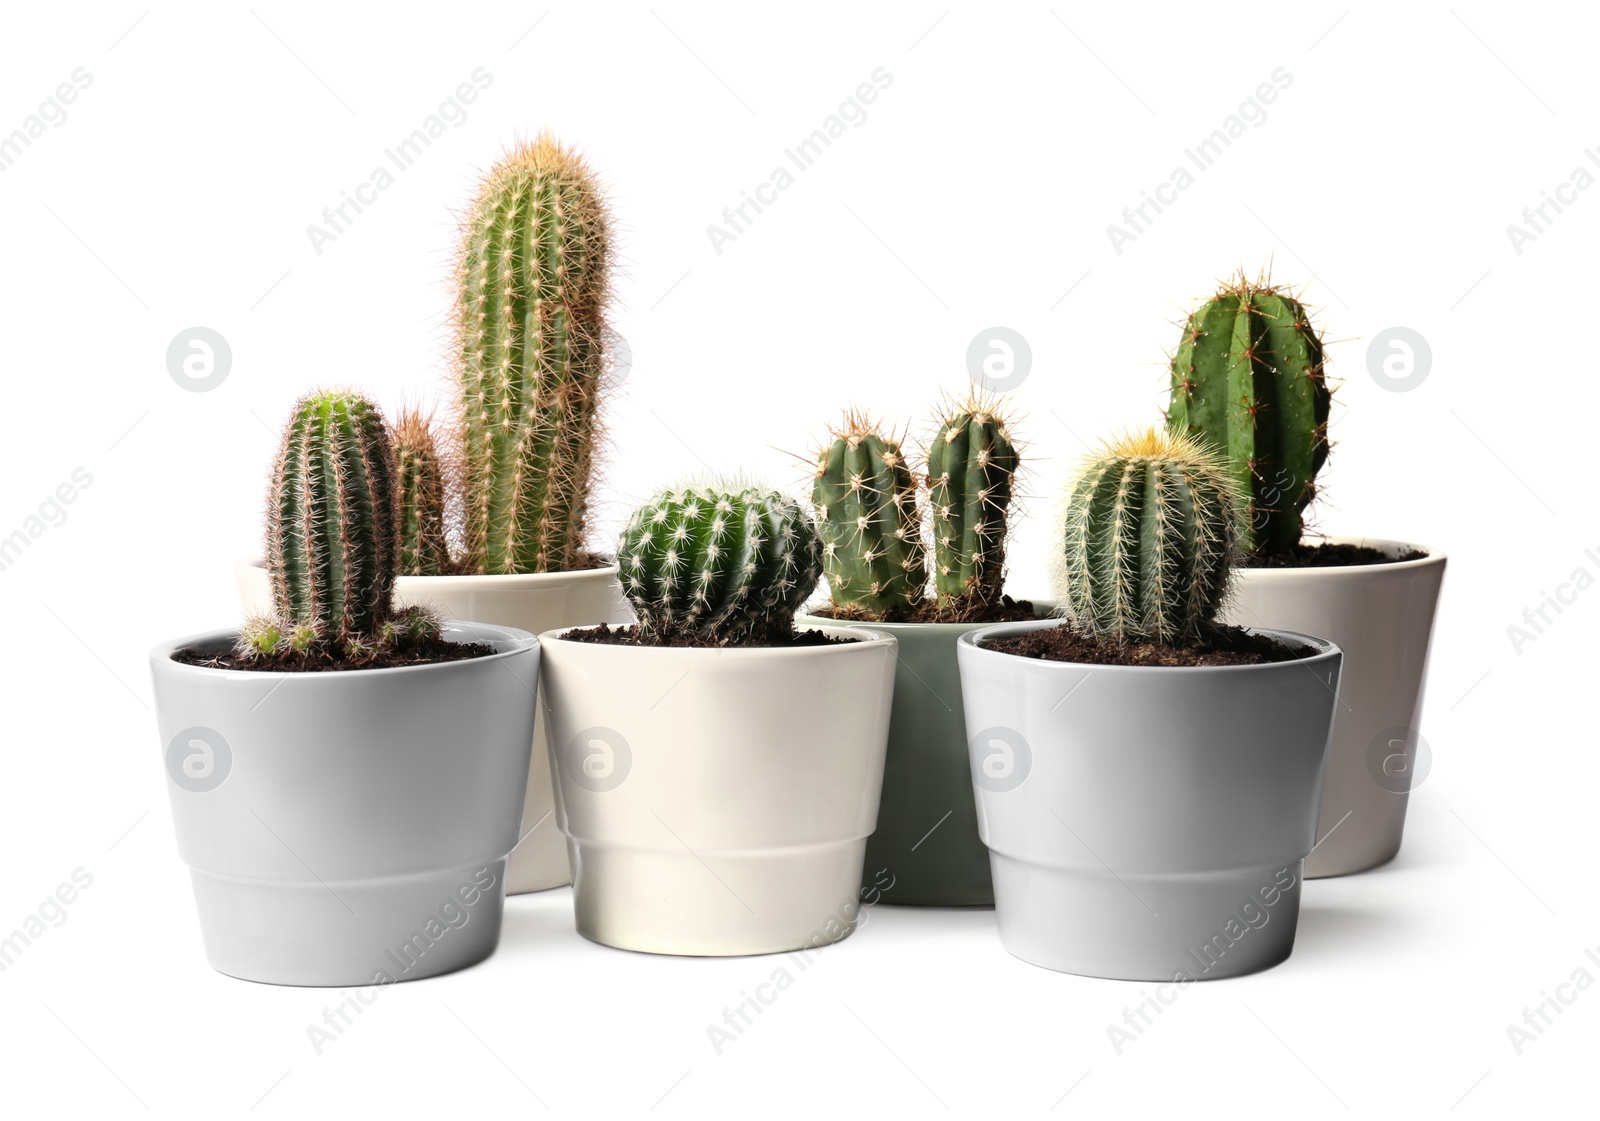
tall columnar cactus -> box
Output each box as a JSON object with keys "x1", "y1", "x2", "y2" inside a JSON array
[
  {"x1": 265, "y1": 391, "x2": 399, "y2": 645},
  {"x1": 617, "y1": 485, "x2": 823, "y2": 644},
  {"x1": 391, "y1": 408, "x2": 451, "y2": 577},
  {"x1": 812, "y1": 414, "x2": 924, "y2": 616},
  {"x1": 1057, "y1": 429, "x2": 1241, "y2": 645},
  {"x1": 928, "y1": 399, "x2": 1018, "y2": 612},
  {"x1": 455, "y1": 133, "x2": 610, "y2": 575},
  {"x1": 1166, "y1": 274, "x2": 1331, "y2": 556}
]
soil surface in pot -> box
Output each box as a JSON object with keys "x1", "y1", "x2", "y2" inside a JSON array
[
  {"x1": 984, "y1": 623, "x2": 1308, "y2": 667},
  {"x1": 171, "y1": 634, "x2": 496, "y2": 672},
  {"x1": 808, "y1": 594, "x2": 1039, "y2": 625},
  {"x1": 1241, "y1": 542, "x2": 1428, "y2": 569},
  {"x1": 564, "y1": 623, "x2": 847, "y2": 649}
]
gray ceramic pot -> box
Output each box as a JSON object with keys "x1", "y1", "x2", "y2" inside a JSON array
[
  {"x1": 956, "y1": 619, "x2": 1341, "y2": 980},
  {"x1": 796, "y1": 608, "x2": 1050, "y2": 906},
  {"x1": 149, "y1": 622, "x2": 539, "y2": 987}
]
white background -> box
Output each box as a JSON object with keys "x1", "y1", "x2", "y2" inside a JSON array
[{"x1": 0, "y1": 2, "x2": 1592, "y2": 1116}]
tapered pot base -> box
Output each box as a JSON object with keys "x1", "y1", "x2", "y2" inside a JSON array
[{"x1": 991, "y1": 855, "x2": 1302, "y2": 981}]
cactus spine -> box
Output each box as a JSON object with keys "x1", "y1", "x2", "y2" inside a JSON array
[
  {"x1": 812, "y1": 414, "x2": 924, "y2": 616},
  {"x1": 391, "y1": 408, "x2": 451, "y2": 576},
  {"x1": 1057, "y1": 429, "x2": 1240, "y2": 645},
  {"x1": 455, "y1": 134, "x2": 610, "y2": 575},
  {"x1": 1167, "y1": 273, "x2": 1331, "y2": 556},
  {"x1": 617, "y1": 485, "x2": 823, "y2": 644},
  {"x1": 928, "y1": 400, "x2": 1018, "y2": 613},
  {"x1": 264, "y1": 391, "x2": 399, "y2": 646}
]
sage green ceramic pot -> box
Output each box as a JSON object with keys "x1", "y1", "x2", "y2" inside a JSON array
[{"x1": 798, "y1": 604, "x2": 1052, "y2": 906}]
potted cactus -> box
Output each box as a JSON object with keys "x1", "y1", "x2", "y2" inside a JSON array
[
  {"x1": 1166, "y1": 272, "x2": 1446, "y2": 877},
  {"x1": 797, "y1": 397, "x2": 1038, "y2": 906},
  {"x1": 538, "y1": 483, "x2": 897, "y2": 956},
  {"x1": 151, "y1": 392, "x2": 540, "y2": 986},
  {"x1": 238, "y1": 135, "x2": 625, "y2": 893},
  {"x1": 955, "y1": 430, "x2": 1342, "y2": 980}
]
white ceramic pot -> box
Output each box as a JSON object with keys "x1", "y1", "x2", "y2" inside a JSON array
[
  {"x1": 149, "y1": 622, "x2": 539, "y2": 986},
  {"x1": 538, "y1": 625, "x2": 897, "y2": 956},
  {"x1": 236, "y1": 559, "x2": 625, "y2": 893},
  {"x1": 1222, "y1": 537, "x2": 1445, "y2": 878},
  {"x1": 957, "y1": 619, "x2": 1341, "y2": 981}
]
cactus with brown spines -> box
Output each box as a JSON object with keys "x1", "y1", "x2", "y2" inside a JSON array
[
  {"x1": 1166, "y1": 271, "x2": 1332, "y2": 556},
  {"x1": 241, "y1": 390, "x2": 439, "y2": 661},
  {"x1": 812, "y1": 413, "x2": 925, "y2": 617},
  {"x1": 390, "y1": 407, "x2": 452, "y2": 576},
  {"x1": 453, "y1": 133, "x2": 611, "y2": 575},
  {"x1": 1056, "y1": 428, "x2": 1242, "y2": 645},
  {"x1": 928, "y1": 397, "x2": 1018, "y2": 615}
]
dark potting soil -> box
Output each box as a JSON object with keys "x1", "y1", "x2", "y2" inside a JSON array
[
  {"x1": 563, "y1": 622, "x2": 848, "y2": 649},
  {"x1": 171, "y1": 634, "x2": 497, "y2": 673},
  {"x1": 808, "y1": 594, "x2": 1040, "y2": 625},
  {"x1": 983, "y1": 622, "x2": 1310, "y2": 667},
  {"x1": 1241, "y1": 542, "x2": 1428, "y2": 569}
]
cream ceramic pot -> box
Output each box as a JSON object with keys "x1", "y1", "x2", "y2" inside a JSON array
[
  {"x1": 539, "y1": 625, "x2": 896, "y2": 956},
  {"x1": 1222, "y1": 538, "x2": 1445, "y2": 877},
  {"x1": 236, "y1": 559, "x2": 625, "y2": 893}
]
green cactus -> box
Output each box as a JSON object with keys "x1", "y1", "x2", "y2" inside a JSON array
[
  {"x1": 391, "y1": 407, "x2": 451, "y2": 576},
  {"x1": 455, "y1": 133, "x2": 611, "y2": 575},
  {"x1": 617, "y1": 485, "x2": 823, "y2": 644},
  {"x1": 1057, "y1": 429, "x2": 1241, "y2": 645},
  {"x1": 928, "y1": 399, "x2": 1018, "y2": 613},
  {"x1": 812, "y1": 413, "x2": 924, "y2": 616},
  {"x1": 245, "y1": 390, "x2": 439, "y2": 661},
  {"x1": 1167, "y1": 273, "x2": 1331, "y2": 556}
]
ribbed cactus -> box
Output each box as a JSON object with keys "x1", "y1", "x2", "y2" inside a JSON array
[
  {"x1": 263, "y1": 391, "x2": 399, "y2": 645},
  {"x1": 1057, "y1": 429, "x2": 1241, "y2": 645},
  {"x1": 812, "y1": 414, "x2": 924, "y2": 616},
  {"x1": 391, "y1": 408, "x2": 451, "y2": 576},
  {"x1": 617, "y1": 485, "x2": 823, "y2": 644},
  {"x1": 1167, "y1": 273, "x2": 1331, "y2": 556},
  {"x1": 455, "y1": 133, "x2": 610, "y2": 575},
  {"x1": 928, "y1": 399, "x2": 1018, "y2": 613}
]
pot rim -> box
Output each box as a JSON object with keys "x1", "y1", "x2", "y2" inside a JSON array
[
  {"x1": 958, "y1": 618, "x2": 1340, "y2": 676},
  {"x1": 235, "y1": 557, "x2": 620, "y2": 588},
  {"x1": 542, "y1": 621, "x2": 896, "y2": 655},
  {"x1": 149, "y1": 621, "x2": 538, "y2": 682},
  {"x1": 1233, "y1": 534, "x2": 1446, "y2": 579},
  {"x1": 795, "y1": 600, "x2": 1058, "y2": 634}
]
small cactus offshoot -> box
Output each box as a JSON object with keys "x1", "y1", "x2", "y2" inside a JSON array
[
  {"x1": 812, "y1": 413, "x2": 925, "y2": 617},
  {"x1": 243, "y1": 390, "x2": 440, "y2": 662},
  {"x1": 1056, "y1": 428, "x2": 1241, "y2": 645},
  {"x1": 455, "y1": 133, "x2": 611, "y2": 576},
  {"x1": 928, "y1": 398, "x2": 1018, "y2": 614},
  {"x1": 391, "y1": 407, "x2": 452, "y2": 576},
  {"x1": 1167, "y1": 271, "x2": 1331, "y2": 556},
  {"x1": 617, "y1": 484, "x2": 823, "y2": 644}
]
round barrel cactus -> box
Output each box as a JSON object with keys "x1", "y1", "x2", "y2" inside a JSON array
[
  {"x1": 617, "y1": 485, "x2": 823, "y2": 644},
  {"x1": 1057, "y1": 429, "x2": 1241, "y2": 645}
]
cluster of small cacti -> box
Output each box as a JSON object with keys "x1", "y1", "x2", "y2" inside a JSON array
[
  {"x1": 812, "y1": 396, "x2": 1019, "y2": 620},
  {"x1": 382, "y1": 133, "x2": 614, "y2": 577},
  {"x1": 240, "y1": 391, "x2": 440, "y2": 661},
  {"x1": 1166, "y1": 272, "x2": 1331, "y2": 556},
  {"x1": 617, "y1": 484, "x2": 823, "y2": 644},
  {"x1": 1055, "y1": 428, "x2": 1240, "y2": 645}
]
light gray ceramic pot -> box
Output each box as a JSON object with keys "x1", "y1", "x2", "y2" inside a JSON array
[
  {"x1": 956, "y1": 619, "x2": 1341, "y2": 981},
  {"x1": 149, "y1": 621, "x2": 539, "y2": 987}
]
